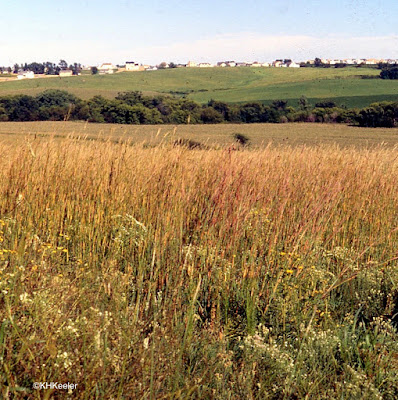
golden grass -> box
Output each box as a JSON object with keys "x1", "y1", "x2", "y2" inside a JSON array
[{"x1": 1, "y1": 136, "x2": 398, "y2": 398}]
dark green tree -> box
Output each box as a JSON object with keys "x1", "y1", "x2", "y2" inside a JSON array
[
  {"x1": 59, "y1": 59, "x2": 68, "y2": 70},
  {"x1": 314, "y1": 57, "x2": 323, "y2": 67},
  {"x1": 299, "y1": 95, "x2": 309, "y2": 111},
  {"x1": 200, "y1": 107, "x2": 224, "y2": 124},
  {"x1": 380, "y1": 67, "x2": 398, "y2": 80}
]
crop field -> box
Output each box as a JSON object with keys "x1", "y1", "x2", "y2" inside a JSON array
[
  {"x1": 1, "y1": 123, "x2": 398, "y2": 398},
  {"x1": 0, "y1": 67, "x2": 397, "y2": 108},
  {"x1": 1, "y1": 121, "x2": 398, "y2": 148}
]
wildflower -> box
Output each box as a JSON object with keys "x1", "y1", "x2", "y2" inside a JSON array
[
  {"x1": 286, "y1": 269, "x2": 294, "y2": 274},
  {"x1": 20, "y1": 293, "x2": 31, "y2": 303}
]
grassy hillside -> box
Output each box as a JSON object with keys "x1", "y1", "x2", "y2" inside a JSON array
[{"x1": 0, "y1": 67, "x2": 396, "y2": 108}]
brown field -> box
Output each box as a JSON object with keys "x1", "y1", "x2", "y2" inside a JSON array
[{"x1": 1, "y1": 121, "x2": 398, "y2": 148}]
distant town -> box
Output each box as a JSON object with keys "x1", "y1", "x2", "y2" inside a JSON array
[{"x1": 1, "y1": 57, "x2": 398, "y2": 80}]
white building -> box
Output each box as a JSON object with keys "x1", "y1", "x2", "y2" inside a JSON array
[
  {"x1": 59, "y1": 69, "x2": 73, "y2": 77},
  {"x1": 198, "y1": 63, "x2": 214, "y2": 68},
  {"x1": 99, "y1": 63, "x2": 116, "y2": 74},
  {"x1": 17, "y1": 71, "x2": 34, "y2": 79},
  {"x1": 125, "y1": 61, "x2": 145, "y2": 71}
]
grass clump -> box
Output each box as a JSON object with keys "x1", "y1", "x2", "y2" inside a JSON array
[
  {"x1": 173, "y1": 138, "x2": 207, "y2": 150},
  {"x1": 0, "y1": 137, "x2": 398, "y2": 398}
]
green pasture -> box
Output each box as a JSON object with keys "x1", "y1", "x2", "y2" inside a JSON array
[{"x1": 0, "y1": 66, "x2": 396, "y2": 108}]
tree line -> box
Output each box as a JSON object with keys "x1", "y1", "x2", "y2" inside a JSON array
[
  {"x1": 0, "y1": 60, "x2": 82, "y2": 75},
  {"x1": 0, "y1": 90, "x2": 396, "y2": 127}
]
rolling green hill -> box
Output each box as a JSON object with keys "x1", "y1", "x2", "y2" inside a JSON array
[{"x1": 0, "y1": 67, "x2": 397, "y2": 108}]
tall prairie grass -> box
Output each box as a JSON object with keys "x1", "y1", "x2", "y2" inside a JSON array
[{"x1": 1, "y1": 137, "x2": 398, "y2": 399}]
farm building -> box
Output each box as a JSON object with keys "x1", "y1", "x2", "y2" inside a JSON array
[
  {"x1": 17, "y1": 70, "x2": 34, "y2": 79},
  {"x1": 125, "y1": 62, "x2": 145, "y2": 71},
  {"x1": 99, "y1": 63, "x2": 116, "y2": 74},
  {"x1": 59, "y1": 70, "x2": 73, "y2": 77}
]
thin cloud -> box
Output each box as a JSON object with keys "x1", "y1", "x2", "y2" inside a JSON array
[
  {"x1": 130, "y1": 33, "x2": 398, "y2": 64},
  {"x1": 1, "y1": 33, "x2": 397, "y2": 66}
]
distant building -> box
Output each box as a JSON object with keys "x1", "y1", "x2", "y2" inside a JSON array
[
  {"x1": 198, "y1": 62, "x2": 214, "y2": 68},
  {"x1": 365, "y1": 58, "x2": 381, "y2": 65},
  {"x1": 17, "y1": 70, "x2": 34, "y2": 79},
  {"x1": 217, "y1": 61, "x2": 236, "y2": 67},
  {"x1": 187, "y1": 61, "x2": 197, "y2": 68},
  {"x1": 59, "y1": 69, "x2": 73, "y2": 77},
  {"x1": 125, "y1": 61, "x2": 145, "y2": 71},
  {"x1": 99, "y1": 63, "x2": 116, "y2": 74}
]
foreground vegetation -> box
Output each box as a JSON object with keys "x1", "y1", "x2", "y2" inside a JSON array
[
  {"x1": 1, "y1": 136, "x2": 398, "y2": 399},
  {"x1": 0, "y1": 67, "x2": 397, "y2": 108}
]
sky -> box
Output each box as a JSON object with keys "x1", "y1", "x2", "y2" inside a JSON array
[{"x1": 0, "y1": 0, "x2": 397, "y2": 66}]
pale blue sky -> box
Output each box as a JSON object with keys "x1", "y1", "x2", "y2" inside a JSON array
[{"x1": 0, "y1": 0, "x2": 397, "y2": 65}]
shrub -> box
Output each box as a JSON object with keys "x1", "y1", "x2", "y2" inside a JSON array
[{"x1": 233, "y1": 133, "x2": 250, "y2": 146}]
